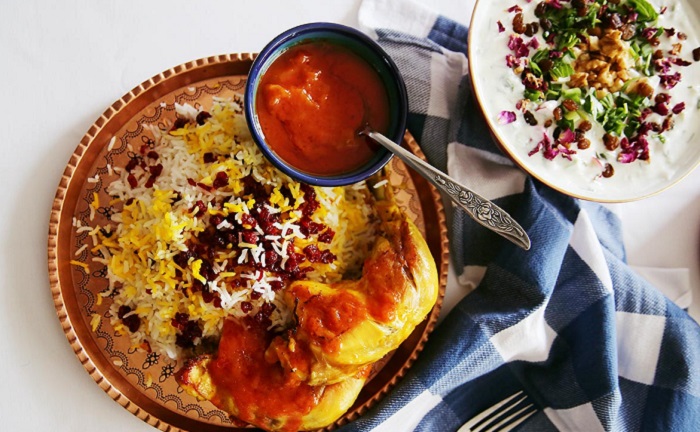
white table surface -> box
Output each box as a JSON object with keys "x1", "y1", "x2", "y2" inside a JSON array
[{"x1": 1, "y1": 1, "x2": 698, "y2": 431}]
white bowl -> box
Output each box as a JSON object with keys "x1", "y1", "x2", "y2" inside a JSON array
[{"x1": 468, "y1": 0, "x2": 700, "y2": 202}]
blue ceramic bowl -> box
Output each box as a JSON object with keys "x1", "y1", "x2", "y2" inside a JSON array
[{"x1": 244, "y1": 22, "x2": 408, "y2": 187}]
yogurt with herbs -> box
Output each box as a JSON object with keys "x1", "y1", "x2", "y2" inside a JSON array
[{"x1": 470, "y1": 0, "x2": 700, "y2": 201}]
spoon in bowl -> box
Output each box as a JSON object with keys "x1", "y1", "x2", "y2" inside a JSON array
[{"x1": 360, "y1": 125, "x2": 531, "y2": 250}]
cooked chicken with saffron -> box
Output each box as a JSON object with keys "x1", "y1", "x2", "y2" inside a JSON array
[{"x1": 177, "y1": 179, "x2": 439, "y2": 431}]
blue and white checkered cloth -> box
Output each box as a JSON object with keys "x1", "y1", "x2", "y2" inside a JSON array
[{"x1": 339, "y1": 0, "x2": 700, "y2": 430}]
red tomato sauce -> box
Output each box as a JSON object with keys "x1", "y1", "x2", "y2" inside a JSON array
[
  {"x1": 208, "y1": 318, "x2": 319, "y2": 431},
  {"x1": 256, "y1": 41, "x2": 391, "y2": 176}
]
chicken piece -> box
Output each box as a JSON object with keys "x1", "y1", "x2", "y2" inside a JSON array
[
  {"x1": 269, "y1": 182, "x2": 439, "y2": 385},
  {"x1": 178, "y1": 318, "x2": 370, "y2": 432},
  {"x1": 176, "y1": 175, "x2": 439, "y2": 430}
]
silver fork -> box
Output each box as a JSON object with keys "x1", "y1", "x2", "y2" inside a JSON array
[{"x1": 457, "y1": 391, "x2": 538, "y2": 432}]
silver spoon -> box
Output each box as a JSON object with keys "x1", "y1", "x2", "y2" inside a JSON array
[{"x1": 361, "y1": 126, "x2": 531, "y2": 250}]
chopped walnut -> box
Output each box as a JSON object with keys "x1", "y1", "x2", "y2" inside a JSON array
[
  {"x1": 573, "y1": 29, "x2": 634, "y2": 94},
  {"x1": 569, "y1": 72, "x2": 589, "y2": 88},
  {"x1": 671, "y1": 43, "x2": 683, "y2": 56},
  {"x1": 626, "y1": 79, "x2": 655, "y2": 98}
]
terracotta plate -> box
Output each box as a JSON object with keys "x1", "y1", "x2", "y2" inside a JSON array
[{"x1": 48, "y1": 53, "x2": 448, "y2": 431}]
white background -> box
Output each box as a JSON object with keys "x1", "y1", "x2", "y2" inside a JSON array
[{"x1": 1, "y1": 1, "x2": 698, "y2": 431}]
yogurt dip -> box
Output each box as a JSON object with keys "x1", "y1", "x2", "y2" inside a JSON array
[{"x1": 470, "y1": 0, "x2": 700, "y2": 201}]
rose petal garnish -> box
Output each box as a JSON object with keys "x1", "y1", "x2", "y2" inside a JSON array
[
  {"x1": 558, "y1": 145, "x2": 576, "y2": 161},
  {"x1": 558, "y1": 129, "x2": 576, "y2": 144},
  {"x1": 660, "y1": 72, "x2": 682, "y2": 89},
  {"x1": 498, "y1": 111, "x2": 517, "y2": 125},
  {"x1": 641, "y1": 27, "x2": 658, "y2": 41},
  {"x1": 506, "y1": 54, "x2": 519, "y2": 68},
  {"x1": 529, "y1": 37, "x2": 540, "y2": 49},
  {"x1": 653, "y1": 103, "x2": 670, "y2": 116},
  {"x1": 620, "y1": 137, "x2": 631, "y2": 151},
  {"x1": 507, "y1": 5, "x2": 522, "y2": 13},
  {"x1": 654, "y1": 58, "x2": 672, "y2": 74},
  {"x1": 672, "y1": 102, "x2": 686, "y2": 114},
  {"x1": 618, "y1": 151, "x2": 637, "y2": 164},
  {"x1": 497, "y1": 21, "x2": 505, "y2": 33},
  {"x1": 508, "y1": 34, "x2": 522, "y2": 51},
  {"x1": 672, "y1": 58, "x2": 692, "y2": 67}
]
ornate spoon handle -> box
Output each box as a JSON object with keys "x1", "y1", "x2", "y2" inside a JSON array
[{"x1": 365, "y1": 130, "x2": 531, "y2": 250}]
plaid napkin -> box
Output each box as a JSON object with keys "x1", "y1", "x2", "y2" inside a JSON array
[{"x1": 339, "y1": 0, "x2": 700, "y2": 430}]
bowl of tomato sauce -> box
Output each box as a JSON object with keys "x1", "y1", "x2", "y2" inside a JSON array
[{"x1": 245, "y1": 22, "x2": 408, "y2": 186}]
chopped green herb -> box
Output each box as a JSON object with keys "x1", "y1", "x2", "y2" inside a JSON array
[
  {"x1": 562, "y1": 88, "x2": 582, "y2": 102},
  {"x1": 524, "y1": 89, "x2": 545, "y2": 102},
  {"x1": 628, "y1": 0, "x2": 660, "y2": 22},
  {"x1": 550, "y1": 63, "x2": 575, "y2": 80}
]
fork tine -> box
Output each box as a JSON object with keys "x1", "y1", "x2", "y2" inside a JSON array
[
  {"x1": 459, "y1": 391, "x2": 525, "y2": 431},
  {"x1": 482, "y1": 404, "x2": 536, "y2": 432}
]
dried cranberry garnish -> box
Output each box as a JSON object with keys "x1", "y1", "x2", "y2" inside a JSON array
[
  {"x1": 242, "y1": 231, "x2": 259, "y2": 244},
  {"x1": 261, "y1": 302, "x2": 276, "y2": 317},
  {"x1": 210, "y1": 214, "x2": 224, "y2": 228},
  {"x1": 187, "y1": 178, "x2": 197, "y2": 187},
  {"x1": 171, "y1": 312, "x2": 189, "y2": 331},
  {"x1": 197, "y1": 182, "x2": 213, "y2": 192},
  {"x1": 175, "y1": 320, "x2": 203, "y2": 349},
  {"x1": 241, "y1": 175, "x2": 267, "y2": 200},
  {"x1": 303, "y1": 244, "x2": 321, "y2": 262},
  {"x1": 146, "y1": 151, "x2": 159, "y2": 160},
  {"x1": 270, "y1": 280, "x2": 284, "y2": 292},
  {"x1": 149, "y1": 164, "x2": 163, "y2": 177},
  {"x1": 264, "y1": 250, "x2": 279, "y2": 268},
  {"x1": 171, "y1": 117, "x2": 188, "y2": 131},
  {"x1": 196, "y1": 111, "x2": 212, "y2": 125},
  {"x1": 127, "y1": 174, "x2": 138, "y2": 188},
  {"x1": 299, "y1": 184, "x2": 320, "y2": 217},
  {"x1": 191, "y1": 200, "x2": 207, "y2": 215},
  {"x1": 241, "y1": 213, "x2": 257, "y2": 228},
  {"x1": 253, "y1": 311, "x2": 272, "y2": 329},
  {"x1": 174, "y1": 250, "x2": 194, "y2": 268},
  {"x1": 299, "y1": 216, "x2": 325, "y2": 236},
  {"x1": 125, "y1": 158, "x2": 139, "y2": 173},
  {"x1": 212, "y1": 171, "x2": 229, "y2": 189},
  {"x1": 318, "y1": 228, "x2": 335, "y2": 243},
  {"x1": 117, "y1": 305, "x2": 131, "y2": 319},
  {"x1": 319, "y1": 250, "x2": 337, "y2": 264},
  {"x1": 122, "y1": 314, "x2": 140, "y2": 333},
  {"x1": 191, "y1": 279, "x2": 204, "y2": 293},
  {"x1": 303, "y1": 245, "x2": 336, "y2": 264},
  {"x1": 240, "y1": 301, "x2": 253, "y2": 313},
  {"x1": 250, "y1": 291, "x2": 262, "y2": 300},
  {"x1": 202, "y1": 288, "x2": 214, "y2": 303}
]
